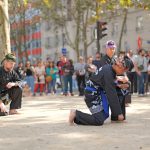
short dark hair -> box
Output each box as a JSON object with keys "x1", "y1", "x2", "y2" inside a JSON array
[{"x1": 122, "y1": 56, "x2": 134, "y2": 71}]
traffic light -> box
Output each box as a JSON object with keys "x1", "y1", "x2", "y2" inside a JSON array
[
  {"x1": 98, "y1": 21, "x2": 107, "y2": 39},
  {"x1": 96, "y1": 21, "x2": 108, "y2": 52}
]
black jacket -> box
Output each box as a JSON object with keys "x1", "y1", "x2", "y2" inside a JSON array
[
  {"x1": 89, "y1": 64, "x2": 122, "y2": 116},
  {"x1": 99, "y1": 55, "x2": 115, "y2": 66},
  {"x1": 0, "y1": 66, "x2": 21, "y2": 93}
]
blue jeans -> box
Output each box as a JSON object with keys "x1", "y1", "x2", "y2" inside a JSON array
[
  {"x1": 64, "y1": 75, "x2": 73, "y2": 94},
  {"x1": 25, "y1": 75, "x2": 34, "y2": 93},
  {"x1": 60, "y1": 75, "x2": 65, "y2": 93},
  {"x1": 137, "y1": 72, "x2": 147, "y2": 94},
  {"x1": 48, "y1": 79, "x2": 56, "y2": 93}
]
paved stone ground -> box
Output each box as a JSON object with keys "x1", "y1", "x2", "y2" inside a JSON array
[{"x1": 0, "y1": 94, "x2": 150, "y2": 150}]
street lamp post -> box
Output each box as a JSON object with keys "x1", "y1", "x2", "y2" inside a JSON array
[
  {"x1": 96, "y1": 21, "x2": 100, "y2": 52},
  {"x1": 96, "y1": 1, "x2": 100, "y2": 52}
]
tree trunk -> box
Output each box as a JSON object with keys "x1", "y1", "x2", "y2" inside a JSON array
[
  {"x1": 83, "y1": 26, "x2": 88, "y2": 60},
  {"x1": 75, "y1": 1, "x2": 81, "y2": 61},
  {"x1": 82, "y1": 10, "x2": 88, "y2": 60},
  {"x1": 0, "y1": 0, "x2": 11, "y2": 61},
  {"x1": 118, "y1": 8, "x2": 128, "y2": 55},
  {"x1": 75, "y1": 23, "x2": 80, "y2": 60}
]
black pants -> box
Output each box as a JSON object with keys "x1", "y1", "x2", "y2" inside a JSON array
[
  {"x1": 111, "y1": 94, "x2": 126, "y2": 121},
  {"x1": 76, "y1": 75, "x2": 85, "y2": 96},
  {"x1": 74, "y1": 110, "x2": 106, "y2": 126},
  {"x1": 7, "y1": 86, "x2": 22, "y2": 110},
  {"x1": 127, "y1": 72, "x2": 137, "y2": 93},
  {"x1": 74, "y1": 89, "x2": 106, "y2": 126}
]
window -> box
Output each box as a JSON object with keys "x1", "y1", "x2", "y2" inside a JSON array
[
  {"x1": 79, "y1": 49, "x2": 84, "y2": 56},
  {"x1": 124, "y1": 41, "x2": 130, "y2": 52},
  {"x1": 31, "y1": 24, "x2": 40, "y2": 33},
  {"x1": 55, "y1": 34, "x2": 59, "y2": 47},
  {"x1": 11, "y1": 45, "x2": 17, "y2": 51},
  {"x1": 111, "y1": 22, "x2": 119, "y2": 37},
  {"x1": 136, "y1": 16, "x2": 143, "y2": 32},
  {"x1": 36, "y1": 40, "x2": 41, "y2": 48},
  {"x1": 27, "y1": 42, "x2": 31, "y2": 49},
  {"x1": 45, "y1": 21, "x2": 51, "y2": 31},
  {"x1": 32, "y1": 40, "x2": 37, "y2": 49},
  {"x1": 62, "y1": 33, "x2": 67, "y2": 46},
  {"x1": 26, "y1": 26, "x2": 31, "y2": 34},
  {"x1": 45, "y1": 37, "x2": 51, "y2": 48},
  {"x1": 21, "y1": 44, "x2": 25, "y2": 52}
]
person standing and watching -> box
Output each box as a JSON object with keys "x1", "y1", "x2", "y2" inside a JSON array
[
  {"x1": 147, "y1": 59, "x2": 150, "y2": 94},
  {"x1": 33, "y1": 60, "x2": 45, "y2": 96},
  {"x1": 46, "y1": 61, "x2": 58, "y2": 95},
  {"x1": 74, "y1": 56, "x2": 86, "y2": 96},
  {"x1": 85, "y1": 56, "x2": 97, "y2": 82},
  {"x1": 15, "y1": 62, "x2": 24, "y2": 80},
  {"x1": 57, "y1": 55, "x2": 68, "y2": 95},
  {"x1": 136, "y1": 49, "x2": 148, "y2": 96},
  {"x1": 99, "y1": 40, "x2": 116, "y2": 66},
  {"x1": 63, "y1": 59, "x2": 74, "y2": 96},
  {"x1": 24, "y1": 61, "x2": 35, "y2": 96},
  {"x1": 0, "y1": 53, "x2": 23, "y2": 115},
  {"x1": 126, "y1": 50, "x2": 138, "y2": 94}
]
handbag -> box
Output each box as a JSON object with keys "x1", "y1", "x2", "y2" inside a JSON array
[
  {"x1": 138, "y1": 65, "x2": 144, "y2": 71},
  {"x1": 45, "y1": 76, "x2": 52, "y2": 83},
  {"x1": 138, "y1": 59, "x2": 144, "y2": 71}
]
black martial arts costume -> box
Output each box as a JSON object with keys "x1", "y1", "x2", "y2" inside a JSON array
[
  {"x1": 99, "y1": 54, "x2": 129, "y2": 121},
  {"x1": 74, "y1": 65, "x2": 123, "y2": 126}
]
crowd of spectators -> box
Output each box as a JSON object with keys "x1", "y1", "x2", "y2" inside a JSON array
[{"x1": 14, "y1": 48, "x2": 150, "y2": 97}]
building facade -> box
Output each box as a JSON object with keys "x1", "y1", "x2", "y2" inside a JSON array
[
  {"x1": 100, "y1": 9, "x2": 150, "y2": 54},
  {"x1": 41, "y1": 8, "x2": 150, "y2": 62},
  {"x1": 10, "y1": 3, "x2": 42, "y2": 64},
  {"x1": 10, "y1": 1, "x2": 150, "y2": 63}
]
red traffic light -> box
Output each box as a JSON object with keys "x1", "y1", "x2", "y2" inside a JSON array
[{"x1": 99, "y1": 22, "x2": 107, "y2": 26}]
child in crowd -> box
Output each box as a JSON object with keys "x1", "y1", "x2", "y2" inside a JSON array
[{"x1": 22, "y1": 84, "x2": 32, "y2": 97}]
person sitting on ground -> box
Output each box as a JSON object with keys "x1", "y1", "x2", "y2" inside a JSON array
[
  {"x1": 69, "y1": 56, "x2": 134, "y2": 126},
  {"x1": 0, "y1": 53, "x2": 24, "y2": 115}
]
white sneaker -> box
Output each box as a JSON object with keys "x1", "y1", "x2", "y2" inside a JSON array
[
  {"x1": 133, "y1": 93, "x2": 138, "y2": 96},
  {"x1": 138, "y1": 94, "x2": 144, "y2": 97}
]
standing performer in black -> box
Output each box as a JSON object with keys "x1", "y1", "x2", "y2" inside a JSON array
[{"x1": 99, "y1": 40, "x2": 131, "y2": 121}]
